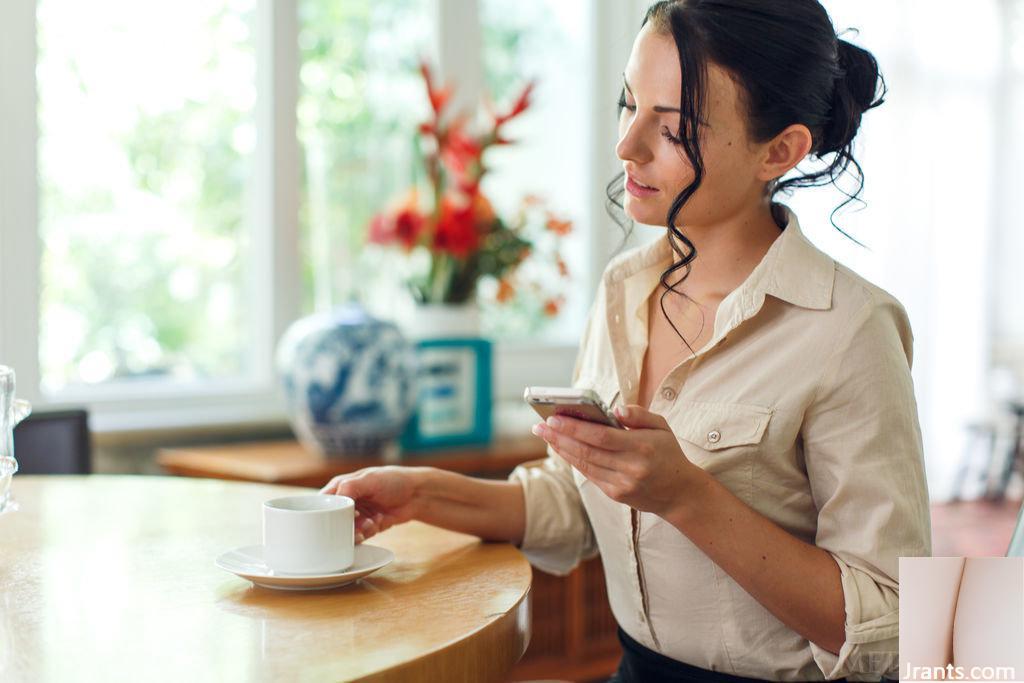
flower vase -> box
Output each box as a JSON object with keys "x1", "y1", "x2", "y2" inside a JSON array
[
  {"x1": 399, "y1": 303, "x2": 493, "y2": 450},
  {"x1": 276, "y1": 303, "x2": 418, "y2": 457},
  {"x1": 403, "y1": 303, "x2": 481, "y2": 339}
]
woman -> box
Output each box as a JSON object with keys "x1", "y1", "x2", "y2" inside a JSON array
[{"x1": 321, "y1": 1, "x2": 931, "y2": 680}]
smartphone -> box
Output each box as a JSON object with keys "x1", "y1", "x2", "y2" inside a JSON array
[{"x1": 523, "y1": 386, "x2": 624, "y2": 429}]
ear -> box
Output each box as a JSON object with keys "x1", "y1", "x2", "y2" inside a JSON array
[{"x1": 756, "y1": 123, "x2": 813, "y2": 182}]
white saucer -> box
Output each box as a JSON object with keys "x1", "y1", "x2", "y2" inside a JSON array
[{"x1": 215, "y1": 543, "x2": 394, "y2": 591}]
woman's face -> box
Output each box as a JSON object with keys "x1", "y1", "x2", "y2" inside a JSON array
[{"x1": 616, "y1": 23, "x2": 768, "y2": 229}]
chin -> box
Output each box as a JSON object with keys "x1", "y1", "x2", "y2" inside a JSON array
[{"x1": 623, "y1": 198, "x2": 664, "y2": 226}]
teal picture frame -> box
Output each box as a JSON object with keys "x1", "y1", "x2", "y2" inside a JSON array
[{"x1": 399, "y1": 338, "x2": 493, "y2": 451}]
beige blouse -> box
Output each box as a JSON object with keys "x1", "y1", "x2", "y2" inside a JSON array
[{"x1": 508, "y1": 206, "x2": 931, "y2": 681}]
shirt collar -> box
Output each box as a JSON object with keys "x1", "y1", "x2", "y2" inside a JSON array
[{"x1": 603, "y1": 205, "x2": 835, "y2": 315}]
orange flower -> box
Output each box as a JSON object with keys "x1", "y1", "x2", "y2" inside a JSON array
[
  {"x1": 496, "y1": 278, "x2": 515, "y2": 303},
  {"x1": 557, "y1": 257, "x2": 569, "y2": 277},
  {"x1": 545, "y1": 213, "x2": 572, "y2": 236},
  {"x1": 543, "y1": 297, "x2": 562, "y2": 317},
  {"x1": 471, "y1": 192, "x2": 496, "y2": 226}
]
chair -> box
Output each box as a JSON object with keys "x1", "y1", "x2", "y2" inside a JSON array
[{"x1": 12, "y1": 409, "x2": 91, "y2": 474}]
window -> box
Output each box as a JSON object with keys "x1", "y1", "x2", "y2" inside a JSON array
[
  {"x1": 36, "y1": 0, "x2": 258, "y2": 392},
  {"x1": 0, "y1": 1, "x2": 640, "y2": 430},
  {"x1": 476, "y1": 0, "x2": 591, "y2": 341},
  {"x1": 296, "y1": 0, "x2": 433, "y2": 313}
]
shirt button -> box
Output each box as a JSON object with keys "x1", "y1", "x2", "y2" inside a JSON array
[
  {"x1": 614, "y1": 314, "x2": 621, "y2": 324},
  {"x1": 707, "y1": 429, "x2": 721, "y2": 443},
  {"x1": 660, "y1": 387, "x2": 676, "y2": 401}
]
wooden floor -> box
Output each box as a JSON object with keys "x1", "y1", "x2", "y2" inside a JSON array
[{"x1": 930, "y1": 497, "x2": 1023, "y2": 556}]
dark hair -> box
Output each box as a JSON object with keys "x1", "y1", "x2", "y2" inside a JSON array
[{"x1": 607, "y1": 0, "x2": 886, "y2": 352}]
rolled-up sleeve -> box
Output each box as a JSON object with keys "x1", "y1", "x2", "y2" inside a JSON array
[
  {"x1": 802, "y1": 291, "x2": 932, "y2": 680},
  {"x1": 508, "y1": 444, "x2": 600, "y2": 576},
  {"x1": 507, "y1": 299, "x2": 601, "y2": 576}
]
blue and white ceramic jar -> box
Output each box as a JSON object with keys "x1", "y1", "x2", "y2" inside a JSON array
[{"x1": 276, "y1": 304, "x2": 418, "y2": 456}]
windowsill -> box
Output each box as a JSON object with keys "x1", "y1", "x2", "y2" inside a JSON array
[
  {"x1": 69, "y1": 339, "x2": 579, "y2": 439},
  {"x1": 93, "y1": 397, "x2": 545, "y2": 449}
]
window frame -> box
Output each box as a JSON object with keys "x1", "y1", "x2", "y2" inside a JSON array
[{"x1": 0, "y1": 0, "x2": 641, "y2": 433}]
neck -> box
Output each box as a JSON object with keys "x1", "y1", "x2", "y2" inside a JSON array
[{"x1": 662, "y1": 200, "x2": 783, "y2": 299}]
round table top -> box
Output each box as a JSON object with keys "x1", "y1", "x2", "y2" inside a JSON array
[{"x1": 0, "y1": 476, "x2": 532, "y2": 682}]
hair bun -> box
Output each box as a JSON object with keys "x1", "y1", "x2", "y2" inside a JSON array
[{"x1": 819, "y1": 38, "x2": 886, "y2": 156}]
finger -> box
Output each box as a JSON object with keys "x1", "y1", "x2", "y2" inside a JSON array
[
  {"x1": 328, "y1": 473, "x2": 374, "y2": 502},
  {"x1": 358, "y1": 516, "x2": 378, "y2": 537},
  {"x1": 537, "y1": 427, "x2": 619, "y2": 477},
  {"x1": 319, "y1": 476, "x2": 341, "y2": 495},
  {"x1": 614, "y1": 404, "x2": 670, "y2": 430},
  {"x1": 542, "y1": 415, "x2": 630, "y2": 451},
  {"x1": 321, "y1": 474, "x2": 361, "y2": 496}
]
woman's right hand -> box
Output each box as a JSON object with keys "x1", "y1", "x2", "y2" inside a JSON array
[{"x1": 319, "y1": 466, "x2": 428, "y2": 544}]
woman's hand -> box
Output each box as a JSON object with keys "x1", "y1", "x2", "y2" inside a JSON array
[
  {"x1": 320, "y1": 466, "x2": 427, "y2": 544},
  {"x1": 531, "y1": 404, "x2": 700, "y2": 517}
]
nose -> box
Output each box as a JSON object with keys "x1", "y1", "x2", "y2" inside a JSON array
[{"x1": 615, "y1": 112, "x2": 654, "y2": 166}]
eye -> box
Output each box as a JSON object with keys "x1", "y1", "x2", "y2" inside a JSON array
[
  {"x1": 661, "y1": 126, "x2": 683, "y2": 145},
  {"x1": 617, "y1": 95, "x2": 636, "y2": 113}
]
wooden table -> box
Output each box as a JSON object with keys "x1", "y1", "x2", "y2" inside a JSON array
[
  {"x1": 157, "y1": 436, "x2": 547, "y2": 487},
  {"x1": 156, "y1": 437, "x2": 624, "y2": 682},
  {"x1": 0, "y1": 476, "x2": 531, "y2": 682}
]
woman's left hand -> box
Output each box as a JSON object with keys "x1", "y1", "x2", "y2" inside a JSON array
[{"x1": 532, "y1": 404, "x2": 701, "y2": 517}]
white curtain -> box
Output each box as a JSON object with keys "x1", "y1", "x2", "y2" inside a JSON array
[{"x1": 790, "y1": 0, "x2": 1016, "y2": 502}]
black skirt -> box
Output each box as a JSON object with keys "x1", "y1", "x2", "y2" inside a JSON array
[{"x1": 607, "y1": 625, "x2": 852, "y2": 683}]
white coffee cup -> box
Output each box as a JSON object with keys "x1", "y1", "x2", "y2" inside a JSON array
[{"x1": 263, "y1": 494, "x2": 355, "y2": 575}]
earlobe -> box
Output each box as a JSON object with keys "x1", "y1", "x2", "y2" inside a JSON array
[{"x1": 758, "y1": 124, "x2": 813, "y2": 182}]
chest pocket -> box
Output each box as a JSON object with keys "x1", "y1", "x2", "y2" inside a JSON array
[
  {"x1": 673, "y1": 400, "x2": 772, "y2": 453},
  {"x1": 672, "y1": 400, "x2": 773, "y2": 497}
]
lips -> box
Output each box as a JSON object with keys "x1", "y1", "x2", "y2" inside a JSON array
[
  {"x1": 626, "y1": 173, "x2": 657, "y2": 191},
  {"x1": 625, "y1": 173, "x2": 660, "y2": 198}
]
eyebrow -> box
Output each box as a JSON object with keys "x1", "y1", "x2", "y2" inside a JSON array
[
  {"x1": 622, "y1": 73, "x2": 711, "y2": 129},
  {"x1": 623, "y1": 74, "x2": 681, "y2": 114}
]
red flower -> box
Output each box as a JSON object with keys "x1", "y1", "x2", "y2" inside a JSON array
[
  {"x1": 495, "y1": 81, "x2": 535, "y2": 127},
  {"x1": 367, "y1": 192, "x2": 426, "y2": 251},
  {"x1": 433, "y1": 194, "x2": 480, "y2": 258},
  {"x1": 441, "y1": 119, "x2": 483, "y2": 179},
  {"x1": 419, "y1": 61, "x2": 453, "y2": 116}
]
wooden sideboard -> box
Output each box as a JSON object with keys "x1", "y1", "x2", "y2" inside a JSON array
[{"x1": 157, "y1": 437, "x2": 622, "y2": 682}]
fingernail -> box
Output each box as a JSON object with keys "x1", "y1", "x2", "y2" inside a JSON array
[
  {"x1": 546, "y1": 416, "x2": 562, "y2": 429},
  {"x1": 531, "y1": 423, "x2": 545, "y2": 436}
]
